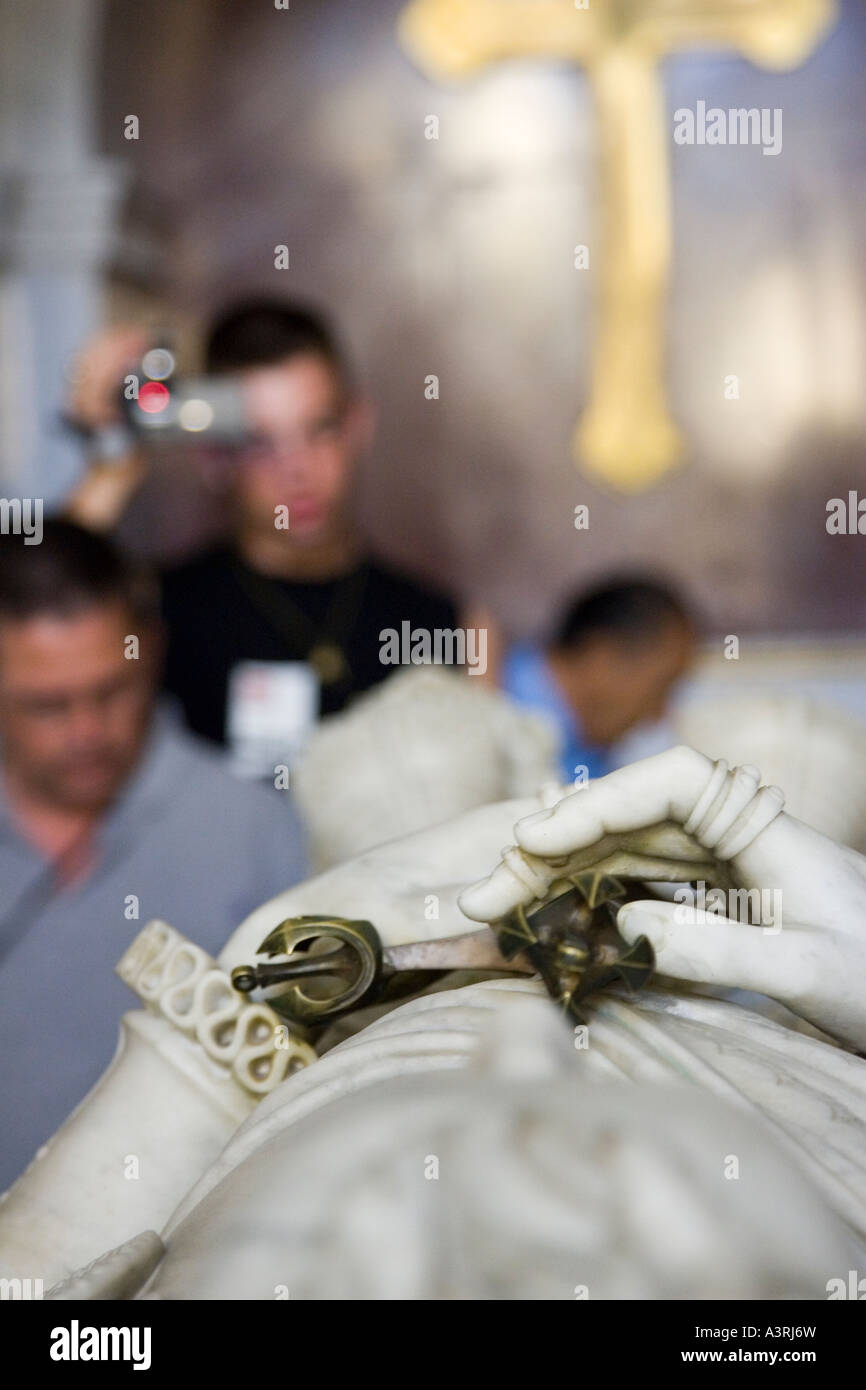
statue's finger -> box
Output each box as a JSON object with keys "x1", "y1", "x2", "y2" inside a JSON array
[
  {"x1": 616, "y1": 899, "x2": 806, "y2": 999},
  {"x1": 458, "y1": 848, "x2": 556, "y2": 922},
  {"x1": 458, "y1": 836, "x2": 722, "y2": 927},
  {"x1": 514, "y1": 747, "x2": 713, "y2": 856}
]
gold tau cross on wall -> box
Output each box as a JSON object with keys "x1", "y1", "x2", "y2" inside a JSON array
[{"x1": 399, "y1": 0, "x2": 836, "y2": 491}]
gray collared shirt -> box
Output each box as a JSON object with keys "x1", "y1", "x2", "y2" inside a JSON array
[{"x1": 0, "y1": 705, "x2": 308, "y2": 1191}]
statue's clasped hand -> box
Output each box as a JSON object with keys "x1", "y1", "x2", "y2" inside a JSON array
[{"x1": 460, "y1": 746, "x2": 866, "y2": 1052}]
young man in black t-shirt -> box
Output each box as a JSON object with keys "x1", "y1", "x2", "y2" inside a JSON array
[
  {"x1": 66, "y1": 302, "x2": 461, "y2": 775},
  {"x1": 159, "y1": 301, "x2": 458, "y2": 771}
]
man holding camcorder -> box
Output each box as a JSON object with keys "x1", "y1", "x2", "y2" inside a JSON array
[{"x1": 65, "y1": 301, "x2": 462, "y2": 778}]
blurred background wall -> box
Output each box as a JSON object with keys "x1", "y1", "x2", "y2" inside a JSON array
[{"x1": 3, "y1": 0, "x2": 866, "y2": 639}]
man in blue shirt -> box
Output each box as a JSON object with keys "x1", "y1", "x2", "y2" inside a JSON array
[
  {"x1": 501, "y1": 577, "x2": 696, "y2": 785},
  {"x1": 0, "y1": 523, "x2": 308, "y2": 1190}
]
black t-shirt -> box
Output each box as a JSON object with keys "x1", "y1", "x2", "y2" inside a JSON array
[{"x1": 161, "y1": 548, "x2": 459, "y2": 744}]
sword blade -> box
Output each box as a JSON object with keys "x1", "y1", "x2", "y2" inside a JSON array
[{"x1": 383, "y1": 929, "x2": 535, "y2": 975}]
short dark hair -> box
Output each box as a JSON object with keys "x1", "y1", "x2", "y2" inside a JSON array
[
  {"x1": 0, "y1": 521, "x2": 157, "y2": 625},
  {"x1": 553, "y1": 576, "x2": 694, "y2": 652},
  {"x1": 205, "y1": 298, "x2": 349, "y2": 382}
]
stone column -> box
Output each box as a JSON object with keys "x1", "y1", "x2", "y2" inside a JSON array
[{"x1": 0, "y1": 0, "x2": 128, "y2": 502}]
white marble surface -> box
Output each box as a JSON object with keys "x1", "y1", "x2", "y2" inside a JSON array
[
  {"x1": 141, "y1": 985, "x2": 862, "y2": 1299},
  {"x1": 7, "y1": 745, "x2": 866, "y2": 1298}
]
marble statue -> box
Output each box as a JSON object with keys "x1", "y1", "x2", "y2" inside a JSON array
[
  {"x1": 673, "y1": 692, "x2": 866, "y2": 853},
  {"x1": 2, "y1": 746, "x2": 865, "y2": 1300},
  {"x1": 291, "y1": 667, "x2": 558, "y2": 870}
]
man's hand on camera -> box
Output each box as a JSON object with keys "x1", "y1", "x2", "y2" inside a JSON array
[{"x1": 64, "y1": 325, "x2": 151, "y2": 530}]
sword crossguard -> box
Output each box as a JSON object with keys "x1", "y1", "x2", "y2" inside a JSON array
[
  {"x1": 231, "y1": 916, "x2": 383, "y2": 1025},
  {"x1": 493, "y1": 873, "x2": 655, "y2": 1019}
]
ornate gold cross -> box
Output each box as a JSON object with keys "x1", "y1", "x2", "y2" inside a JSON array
[{"x1": 399, "y1": 0, "x2": 836, "y2": 490}]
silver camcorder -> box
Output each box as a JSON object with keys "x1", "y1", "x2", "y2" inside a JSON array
[{"x1": 119, "y1": 345, "x2": 248, "y2": 446}]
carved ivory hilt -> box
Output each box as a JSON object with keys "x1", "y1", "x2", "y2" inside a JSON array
[{"x1": 116, "y1": 920, "x2": 316, "y2": 1096}]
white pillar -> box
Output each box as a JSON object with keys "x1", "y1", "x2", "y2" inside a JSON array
[{"x1": 0, "y1": 0, "x2": 128, "y2": 502}]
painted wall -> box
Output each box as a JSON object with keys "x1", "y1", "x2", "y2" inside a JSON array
[{"x1": 95, "y1": 0, "x2": 866, "y2": 638}]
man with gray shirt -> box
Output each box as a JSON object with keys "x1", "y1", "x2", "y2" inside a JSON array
[{"x1": 0, "y1": 522, "x2": 307, "y2": 1190}]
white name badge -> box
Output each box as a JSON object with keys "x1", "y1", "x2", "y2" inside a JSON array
[{"x1": 227, "y1": 660, "x2": 320, "y2": 780}]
